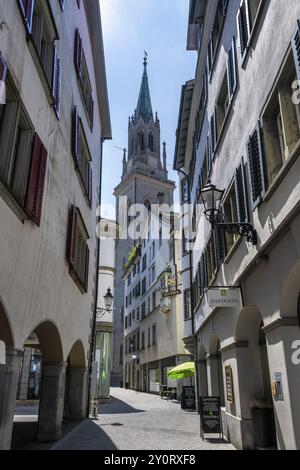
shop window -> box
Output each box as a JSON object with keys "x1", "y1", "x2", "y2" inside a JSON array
[{"x1": 261, "y1": 51, "x2": 300, "y2": 189}]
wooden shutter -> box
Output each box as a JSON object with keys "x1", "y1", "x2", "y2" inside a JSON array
[
  {"x1": 237, "y1": 0, "x2": 251, "y2": 58},
  {"x1": 74, "y1": 29, "x2": 82, "y2": 76},
  {"x1": 0, "y1": 53, "x2": 7, "y2": 82},
  {"x1": 52, "y1": 46, "x2": 62, "y2": 118},
  {"x1": 235, "y1": 158, "x2": 249, "y2": 223},
  {"x1": 247, "y1": 123, "x2": 266, "y2": 208},
  {"x1": 66, "y1": 205, "x2": 77, "y2": 265},
  {"x1": 227, "y1": 37, "x2": 237, "y2": 99},
  {"x1": 292, "y1": 20, "x2": 300, "y2": 81},
  {"x1": 88, "y1": 164, "x2": 92, "y2": 208},
  {"x1": 207, "y1": 134, "x2": 212, "y2": 175},
  {"x1": 72, "y1": 106, "x2": 81, "y2": 167},
  {"x1": 18, "y1": 0, "x2": 35, "y2": 34},
  {"x1": 210, "y1": 112, "x2": 216, "y2": 154},
  {"x1": 214, "y1": 213, "x2": 226, "y2": 267},
  {"x1": 25, "y1": 134, "x2": 48, "y2": 226},
  {"x1": 84, "y1": 245, "x2": 89, "y2": 291},
  {"x1": 89, "y1": 94, "x2": 94, "y2": 128}
]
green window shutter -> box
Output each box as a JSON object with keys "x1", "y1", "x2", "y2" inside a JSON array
[
  {"x1": 227, "y1": 37, "x2": 237, "y2": 99},
  {"x1": 291, "y1": 20, "x2": 300, "y2": 81},
  {"x1": 235, "y1": 158, "x2": 249, "y2": 223},
  {"x1": 247, "y1": 123, "x2": 266, "y2": 209}
]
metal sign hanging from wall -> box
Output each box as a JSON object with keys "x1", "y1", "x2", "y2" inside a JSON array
[{"x1": 206, "y1": 287, "x2": 243, "y2": 308}]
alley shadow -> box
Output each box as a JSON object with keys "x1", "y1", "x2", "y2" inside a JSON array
[
  {"x1": 51, "y1": 419, "x2": 118, "y2": 450},
  {"x1": 97, "y1": 396, "x2": 145, "y2": 415}
]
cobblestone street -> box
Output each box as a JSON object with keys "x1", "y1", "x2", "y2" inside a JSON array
[{"x1": 51, "y1": 388, "x2": 234, "y2": 451}]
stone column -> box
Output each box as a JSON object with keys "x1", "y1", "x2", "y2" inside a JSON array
[
  {"x1": 37, "y1": 362, "x2": 66, "y2": 442},
  {"x1": 0, "y1": 349, "x2": 23, "y2": 450},
  {"x1": 68, "y1": 368, "x2": 88, "y2": 420}
]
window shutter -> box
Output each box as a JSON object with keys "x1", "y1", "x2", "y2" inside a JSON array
[
  {"x1": 88, "y1": 164, "x2": 92, "y2": 208},
  {"x1": 237, "y1": 0, "x2": 251, "y2": 58},
  {"x1": 235, "y1": 158, "x2": 249, "y2": 223},
  {"x1": 0, "y1": 53, "x2": 7, "y2": 107},
  {"x1": 207, "y1": 134, "x2": 212, "y2": 175},
  {"x1": 222, "y1": 0, "x2": 229, "y2": 15},
  {"x1": 52, "y1": 46, "x2": 62, "y2": 118},
  {"x1": 59, "y1": 0, "x2": 65, "y2": 11},
  {"x1": 74, "y1": 29, "x2": 82, "y2": 76},
  {"x1": 66, "y1": 205, "x2": 77, "y2": 265},
  {"x1": 89, "y1": 94, "x2": 94, "y2": 128},
  {"x1": 77, "y1": 0, "x2": 81, "y2": 8},
  {"x1": 72, "y1": 106, "x2": 80, "y2": 167},
  {"x1": 213, "y1": 214, "x2": 226, "y2": 267},
  {"x1": 203, "y1": 67, "x2": 208, "y2": 108},
  {"x1": 84, "y1": 245, "x2": 89, "y2": 291},
  {"x1": 25, "y1": 134, "x2": 48, "y2": 227},
  {"x1": 247, "y1": 123, "x2": 266, "y2": 208},
  {"x1": 18, "y1": 0, "x2": 35, "y2": 34},
  {"x1": 207, "y1": 36, "x2": 213, "y2": 74},
  {"x1": 227, "y1": 37, "x2": 237, "y2": 99},
  {"x1": 199, "y1": 252, "x2": 207, "y2": 296},
  {"x1": 0, "y1": 53, "x2": 7, "y2": 82},
  {"x1": 292, "y1": 20, "x2": 300, "y2": 81},
  {"x1": 210, "y1": 111, "x2": 216, "y2": 154}
]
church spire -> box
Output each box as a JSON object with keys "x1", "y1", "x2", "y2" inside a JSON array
[{"x1": 135, "y1": 53, "x2": 153, "y2": 122}]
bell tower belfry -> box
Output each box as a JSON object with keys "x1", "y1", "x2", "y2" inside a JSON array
[{"x1": 111, "y1": 55, "x2": 175, "y2": 387}]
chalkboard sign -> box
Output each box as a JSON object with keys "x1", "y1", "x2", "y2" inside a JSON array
[
  {"x1": 200, "y1": 397, "x2": 221, "y2": 434},
  {"x1": 181, "y1": 386, "x2": 196, "y2": 410}
]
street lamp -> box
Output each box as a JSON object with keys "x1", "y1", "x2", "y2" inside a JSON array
[
  {"x1": 199, "y1": 180, "x2": 258, "y2": 246},
  {"x1": 96, "y1": 288, "x2": 114, "y2": 319}
]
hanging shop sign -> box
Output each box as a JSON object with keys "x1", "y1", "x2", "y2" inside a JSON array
[
  {"x1": 206, "y1": 287, "x2": 243, "y2": 308},
  {"x1": 200, "y1": 397, "x2": 222, "y2": 435},
  {"x1": 225, "y1": 365, "x2": 234, "y2": 404}
]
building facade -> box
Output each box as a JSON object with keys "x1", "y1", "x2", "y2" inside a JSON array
[
  {"x1": 111, "y1": 57, "x2": 175, "y2": 386},
  {"x1": 122, "y1": 218, "x2": 191, "y2": 397},
  {"x1": 0, "y1": 0, "x2": 111, "y2": 449},
  {"x1": 174, "y1": 0, "x2": 300, "y2": 450},
  {"x1": 95, "y1": 219, "x2": 116, "y2": 399}
]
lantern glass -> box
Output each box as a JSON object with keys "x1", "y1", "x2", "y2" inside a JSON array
[{"x1": 104, "y1": 288, "x2": 113, "y2": 309}]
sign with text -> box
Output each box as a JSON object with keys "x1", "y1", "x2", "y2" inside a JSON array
[
  {"x1": 206, "y1": 288, "x2": 243, "y2": 308},
  {"x1": 225, "y1": 365, "x2": 234, "y2": 403},
  {"x1": 200, "y1": 397, "x2": 221, "y2": 434},
  {"x1": 181, "y1": 386, "x2": 196, "y2": 410}
]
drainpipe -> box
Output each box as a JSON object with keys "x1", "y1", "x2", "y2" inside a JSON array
[
  {"x1": 177, "y1": 167, "x2": 200, "y2": 414},
  {"x1": 87, "y1": 138, "x2": 104, "y2": 417}
]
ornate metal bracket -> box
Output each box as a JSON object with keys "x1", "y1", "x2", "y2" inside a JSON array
[{"x1": 217, "y1": 222, "x2": 258, "y2": 246}]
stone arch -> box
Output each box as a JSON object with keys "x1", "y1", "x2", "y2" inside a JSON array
[
  {"x1": 0, "y1": 297, "x2": 14, "y2": 349},
  {"x1": 31, "y1": 320, "x2": 63, "y2": 362},
  {"x1": 235, "y1": 306, "x2": 264, "y2": 342},
  {"x1": 67, "y1": 339, "x2": 86, "y2": 368},
  {"x1": 280, "y1": 259, "x2": 300, "y2": 318}
]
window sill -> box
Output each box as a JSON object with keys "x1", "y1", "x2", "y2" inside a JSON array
[
  {"x1": 263, "y1": 141, "x2": 300, "y2": 202},
  {"x1": 0, "y1": 181, "x2": 27, "y2": 223}
]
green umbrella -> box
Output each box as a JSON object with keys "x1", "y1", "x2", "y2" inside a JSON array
[{"x1": 167, "y1": 362, "x2": 195, "y2": 381}]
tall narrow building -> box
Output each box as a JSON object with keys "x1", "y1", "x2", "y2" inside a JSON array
[{"x1": 111, "y1": 57, "x2": 175, "y2": 386}]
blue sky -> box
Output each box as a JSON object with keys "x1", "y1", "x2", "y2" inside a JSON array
[{"x1": 100, "y1": 0, "x2": 196, "y2": 213}]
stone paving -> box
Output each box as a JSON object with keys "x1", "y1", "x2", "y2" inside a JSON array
[{"x1": 51, "y1": 388, "x2": 234, "y2": 451}]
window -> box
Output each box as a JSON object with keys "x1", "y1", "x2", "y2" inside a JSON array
[
  {"x1": 0, "y1": 72, "x2": 47, "y2": 225},
  {"x1": 152, "y1": 241, "x2": 155, "y2": 260},
  {"x1": 182, "y1": 229, "x2": 188, "y2": 255},
  {"x1": 235, "y1": 158, "x2": 249, "y2": 224},
  {"x1": 237, "y1": 0, "x2": 263, "y2": 60},
  {"x1": 125, "y1": 316, "x2": 127, "y2": 329},
  {"x1": 261, "y1": 50, "x2": 300, "y2": 190},
  {"x1": 169, "y1": 236, "x2": 174, "y2": 262},
  {"x1": 181, "y1": 178, "x2": 189, "y2": 203},
  {"x1": 137, "y1": 306, "x2": 140, "y2": 320},
  {"x1": 72, "y1": 107, "x2": 92, "y2": 206},
  {"x1": 152, "y1": 291, "x2": 156, "y2": 309},
  {"x1": 159, "y1": 213, "x2": 163, "y2": 246},
  {"x1": 184, "y1": 290, "x2": 191, "y2": 320},
  {"x1": 66, "y1": 205, "x2": 90, "y2": 292},
  {"x1": 119, "y1": 344, "x2": 123, "y2": 365},
  {"x1": 59, "y1": 0, "x2": 65, "y2": 10},
  {"x1": 141, "y1": 302, "x2": 146, "y2": 319},
  {"x1": 137, "y1": 332, "x2": 140, "y2": 351},
  {"x1": 125, "y1": 339, "x2": 128, "y2": 354},
  {"x1": 216, "y1": 72, "x2": 229, "y2": 143},
  {"x1": 151, "y1": 264, "x2": 156, "y2": 283},
  {"x1": 147, "y1": 328, "x2": 151, "y2": 348},
  {"x1": 227, "y1": 37, "x2": 238, "y2": 101},
  {"x1": 148, "y1": 132, "x2": 154, "y2": 151},
  {"x1": 206, "y1": 234, "x2": 217, "y2": 284},
  {"x1": 141, "y1": 277, "x2": 146, "y2": 295},
  {"x1": 152, "y1": 324, "x2": 156, "y2": 345},
  {"x1": 142, "y1": 254, "x2": 147, "y2": 271},
  {"x1": 74, "y1": 29, "x2": 94, "y2": 128},
  {"x1": 132, "y1": 309, "x2": 135, "y2": 321},
  {"x1": 148, "y1": 268, "x2": 152, "y2": 287},
  {"x1": 208, "y1": 0, "x2": 227, "y2": 75},
  {"x1": 148, "y1": 297, "x2": 151, "y2": 314},
  {"x1": 138, "y1": 131, "x2": 144, "y2": 151},
  {"x1": 128, "y1": 273, "x2": 131, "y2": 286},
  {"x1": 141, "y1": 332, "x2": 145, "y2": 350}
]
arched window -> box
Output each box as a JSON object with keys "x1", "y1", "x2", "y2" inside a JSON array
[
  {"x1": 138, "y1": 131, "x2": 144, "y2": 151},
  {"x1": 148, "y1": 133, "x2": 154, "y2": 151}
]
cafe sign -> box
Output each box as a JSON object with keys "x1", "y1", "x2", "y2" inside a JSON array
[{"x1": 206, "y1": 287, "x2": 243, "y2": 308}]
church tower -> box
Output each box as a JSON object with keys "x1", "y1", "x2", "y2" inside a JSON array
[{"x1": 111, "y1": 56, "x2": 175, "y2": 386}]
